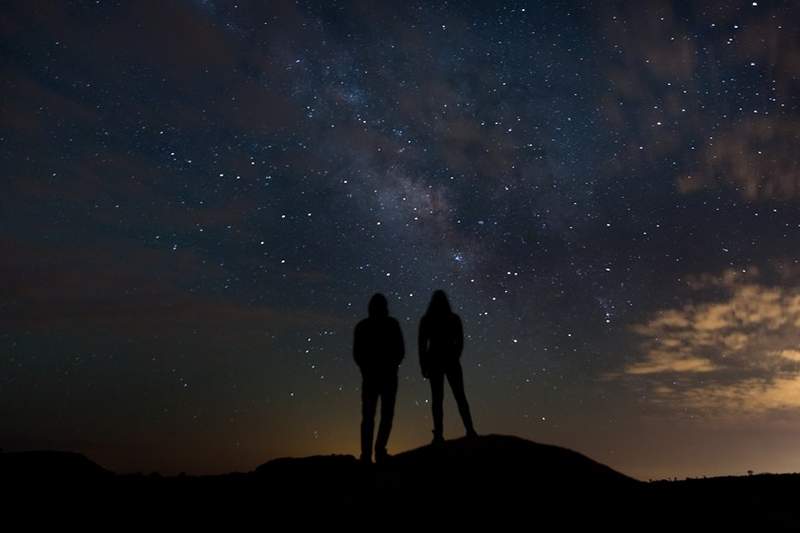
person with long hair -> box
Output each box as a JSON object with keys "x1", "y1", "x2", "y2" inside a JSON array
[{"x1": 418, "y1": 290, "x2": 477, "y2": 444}]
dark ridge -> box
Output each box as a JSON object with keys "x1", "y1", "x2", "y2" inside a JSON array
[
  {"x1": 1, "y1": 450, "x2": 113, "y2": 482},
  {"x1": 3, "y1": 435, "x2": 800, "y2": 528},
  {"x1": 384, "y1": 433, "x2": 637, "y2": 485},
  {"x1": 252, "y1": 434, "x2": 637, "y2": 492}
]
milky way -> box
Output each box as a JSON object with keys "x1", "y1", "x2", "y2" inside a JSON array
[{"x1": 3, "y1": 1, "x2": 800, "y2": 478}]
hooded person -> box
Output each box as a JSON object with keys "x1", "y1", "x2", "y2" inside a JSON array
[{"x1": 353, "y1": 293, "x2": 405, "y2": 463}]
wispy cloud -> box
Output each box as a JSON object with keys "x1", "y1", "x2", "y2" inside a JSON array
[
  {"x1": 595, "y1": 1, "x2": 800, "y2": 201},
  {"x1": 678, "y1": 117, "x2": 800, "y2": 201},
  {"x1": 620, "y1": 264, "x2": 800, "y2": 416}
]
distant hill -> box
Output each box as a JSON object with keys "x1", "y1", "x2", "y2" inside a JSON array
[
  {"x1": 254, "y1": 433, "x2": 637, "y2": 493},
  {"x1": 3, "y1": 435, "x2": 799, "y2": 528},
  {"x1": 1, "y1": 449, "x2": 113, "y2": 482}
]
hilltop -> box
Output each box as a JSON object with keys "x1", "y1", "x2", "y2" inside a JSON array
[{"x1": 3, "y1": 434, "x2": 799, "y2": 528}]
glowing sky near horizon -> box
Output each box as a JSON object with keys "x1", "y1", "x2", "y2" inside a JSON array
[{"x1": 3, "y1": 0, "x2": 800, "y2": 480}]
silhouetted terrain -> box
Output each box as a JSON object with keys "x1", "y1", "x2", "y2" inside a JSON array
[
  {"x1": 4, "y1": 435, "x2": 799, "y2": 528},
  {"x1": 1, "y1": 449, "x2": 114, "y2": 481}
]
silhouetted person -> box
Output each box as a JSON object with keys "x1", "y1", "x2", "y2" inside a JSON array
[
  {"x1": 353, "y1": 293, "x2": 405, "y2": 463},
  {"x1": 419, "y1": 290, "x2": 477, "y2": 444}
]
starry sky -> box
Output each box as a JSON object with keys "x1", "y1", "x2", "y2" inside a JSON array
[{"x1": 3, "y1": 0, "x2": 800, "y2": 480}]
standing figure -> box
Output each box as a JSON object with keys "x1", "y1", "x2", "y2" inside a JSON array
[
  {"x1": 419, "y1": 290, "x2": 477, "y2": 444},
  {"x1": 353, "y1": 293, "x2": 405, "y2": 463}
]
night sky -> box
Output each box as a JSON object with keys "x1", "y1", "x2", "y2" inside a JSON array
[{"x1": 3, "y1": 0, "x2": 800, "y2": 480}]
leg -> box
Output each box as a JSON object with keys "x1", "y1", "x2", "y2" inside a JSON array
[
  {"x1": 361, "y1": 379, "x2": 378, "y2": 462},
  {"x1": 375, "y1": 374, "x2": 398, "y2": 460},
  {"x1": 446, "y1": 362, "x2": 476, "y2": 436},
  {"x1": 430, "y1": 371, "x2": 445, "y2": 442}
]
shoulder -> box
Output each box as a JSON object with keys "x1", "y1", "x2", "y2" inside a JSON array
[{"x1": 355, "y1": 318, "x2": 369, "y2": 331}]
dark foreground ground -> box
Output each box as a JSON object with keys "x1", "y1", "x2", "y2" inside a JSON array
[{"x1": 3, "y1": 434, "x2": 799, "y2": 528}]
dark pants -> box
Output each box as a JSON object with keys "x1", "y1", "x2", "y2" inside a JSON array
[
  {"x1": 430, "y1": 361, "x2": 475, "y2": 437},
  {"x1": 361, "y1": 374, "x2": 398, "y2": 460}
]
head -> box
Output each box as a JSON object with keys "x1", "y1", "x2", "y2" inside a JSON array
[
  {"x1": 426, "y1": 289, "x2": 452, "y2": 317},
  {"x1": 368, "y1": 293, "x2": 389, "y2": 318}
]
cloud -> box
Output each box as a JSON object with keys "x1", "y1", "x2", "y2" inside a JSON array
[
  {"x1": 0, "y1": 237, "x2": 344, "y2": 335},
  {"x1": 596, "y1": 2, "x2": 705, "y2": 166},
  {"x1": 778, "y1": 349, "x2": 800, "y2": 362},
  {"x1": 680, "y1": 376, "x2": 800, "y2": 414},
  {"x1": 594, "y1": 2, "x2": 800, "y2": 201},
  {"x1": 621, "y1": 264, "x2": 800, "y2": 416},
  {"x1": 677, "y1": 117, "x2": 800, "y2": 200},
  {"x1": 625, "y1": 351, "x2": 717, "y2": 375},
  {"x1": 684, "y1": 267, "x2": 761, "y2": 290},
  {"x1": 0, "y1": 66, "x2": 100, "y2": 142}
]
